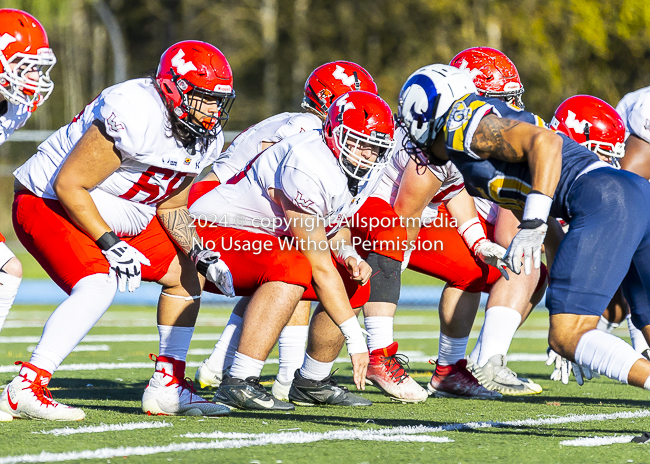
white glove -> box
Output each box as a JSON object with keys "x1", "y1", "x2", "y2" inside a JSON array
[
  {"x1": 102, "y1": 241, "x2": 151, "y2": 293},
  {"x1": 474, "y1": 239, "x2": 509, "y2": 280},
  {"x1": 545, "y1": 349, "x2": 600, "y2": 386},
  {"x1": 191, "y1": 249, "x2": 235, "y2": 297},
  {"x1": 504, "y1": 220, "x2": 548, "y2": 275}
]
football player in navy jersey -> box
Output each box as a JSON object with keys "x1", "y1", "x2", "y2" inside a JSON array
[{"x1": 398, "y1": 64, "x2": 650, "y2": 393}]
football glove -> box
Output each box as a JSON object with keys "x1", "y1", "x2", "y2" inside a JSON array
[
  {"x1": 545, "y1": 348, "x2": 600, "y2": 386},
  {"x1": 102, "y1": 241, "x2": 151, "y2": 293},
  {"x1": 505, "y1": 219, "x2": 548, "y2": 275},
  {"x1": 474, "y1": 239, "x2": 509, "y2": 281},
  {"x1": 190, "y1": 248, "x2": 235, "y2": 297}
]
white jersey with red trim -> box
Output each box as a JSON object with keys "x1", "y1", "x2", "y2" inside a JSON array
[
  {"x1": 14, "y1": 78, "x2": 222, "y2": 236},
  {"x1": 191, "y1": 130, "x2": 384, "y2": 238},
  {"x1": 616, "y1": 86, "x2": 650, "y2": 144},
  {"x1": 0, "y1": 101, "x2": 30, "y2": 145},
  {"x1": 213, "y1": 111, "x2": 321, "y2": 182},
  {"x1": 373, "y1": 127, "x2": 470, "y2": 223}
]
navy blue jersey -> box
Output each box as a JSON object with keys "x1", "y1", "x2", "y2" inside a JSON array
[{"x1": 443, "y1": 94, "x2": 600, "y2": 220}]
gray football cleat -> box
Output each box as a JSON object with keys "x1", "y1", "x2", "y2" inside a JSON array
[
  {"x1": 288, "y1": 370, "x2": 372, "y2": 407},
  {"x1": 213, "y1": 374, "x2": 295, "y2": 411}
]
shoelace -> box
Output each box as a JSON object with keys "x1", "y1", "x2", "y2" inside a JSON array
[
  {"x1": 26, "y1": 380, "x2": 56, "y2": 407},
  {"x1": 379, "y1": 353, "x2": 411, "y2": 385},
  {"x1": 429, "y1": 359, "x2": 481, "y2": 386},
  {"x1": 244, "y1": 377, "x2": 275, "y2": 399},
  {"x1": 179, "y1": 377, "x2": 199, "y2": 394},
  {"x1": 318, "y1": 369, "x2": 349, "y2": 392}
]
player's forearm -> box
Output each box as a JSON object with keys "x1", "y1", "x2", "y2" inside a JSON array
[
  {"x1": 311, "y1": 264, "x2": 356, "y2": 325},
  {"x1": 56, "y1": 186, "x2": 112, "y2": 240},
  {"x1": 527, "y1": 130, "x2": 562, "y2": 200},
  {"x1": 157, "y1": 206, "x2": 201, "y2": 255},
  {"x1": 444, "y1": 189, "x2": 477, "y2": 227}
]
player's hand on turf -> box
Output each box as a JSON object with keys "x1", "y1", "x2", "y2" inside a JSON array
[
  {"x1": 545, "y1": 348, "x2": 599, "y2": 385},
  {"x1": 505, "y1": 219, "x2": 548, "y2": 275},
  {"x1": 474, "y1": 239, "x2": 509, "y2": 280},
  {"x1": 102, "y1": 241, "x2": 151, "y2": 293},
  {"x1": 350, "y1": 351, "x2": 369, "y2": 390},
  {"x1": 346, "y1": 257, "x2": 371, "y2": 286},
  {"x1": 191, "y1": 249, "x2": 235, "y2": 297}
]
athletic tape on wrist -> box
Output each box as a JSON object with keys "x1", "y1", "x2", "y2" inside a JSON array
[
  {"x1": 335, "y1": 243, "x2": 364, "y2": 267},
  {"x1": 522, "y1": 191, "x2": 552, "y2": 223},
  {"x1": 457, "y1": 217, "x2": 486, "y2": 253},
  {"x1": 339, "y1": 316, "x2": 368, "y2": 355}
]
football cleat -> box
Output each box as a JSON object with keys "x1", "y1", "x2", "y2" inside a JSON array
[
  {"x1": 366, "y1": 342, "x2": 428, "y2": 403},
  {"x1": 271, "y1": 376, "x2": 293, "y2": 402},
  {"x1": 0, "y1": 362, "x2": 85, "y2": 421},
  {"x1": 194, "y1": 358, "x2": 225, "y2": 390},
  {"x1": 0, "y1": 409, "x2": 13, "y2": 421},
  {"x1": 468, "y1": 355, "x2": 542, "y2": 396},
  {"x1": 427, "y1": 359, "x2": 502, "y2": 400},
  {"x1": 213, "y1": 374, "x2": 295, "y2": 411},
  {"x1": 289, "y1": 370, "x2": 372, "y2": 407},
  {"x1": 142, "y1": 354, "x2": 230, "y2": 417}
]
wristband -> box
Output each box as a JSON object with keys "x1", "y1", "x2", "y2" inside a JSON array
[
  {"x1": 334, "y1": 243, "x2": 364, "y2": 267},
  {"x1": 523, "y1": 191, "x2": 552, "y2": 223},
  {"x1": 96, "y1": 231, "x2": 120, "y2": 251},
  {"x1": 457, "y1": 217, "x2": 486, "y2": 254},
  {"x1": 339, "y1": 316, "x2": 368, "y2": 355}
]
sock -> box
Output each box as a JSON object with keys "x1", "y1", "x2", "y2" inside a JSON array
[
  {"x1": 597, "y1": 315, "x2": 620, "y2": 333},
  {"x1": 158, "y1": 325, "x2": 194, "y2": 361},
  {"x1": 627, "y1": 314, "x2": 650, "y2": 353},
  {"x1": 229, "y1": 351, "x2": 265, "y2": 380},
  {"x1": 437, "y1": 333, "x2": 468, "y2": 366},
  {"x1": 575, "y1": 329, "x2": 643, "y2": 383},
  {"x1": 299, "y1": 353, "x2": 334, "y2": 381},
  {"x1": 470, "y1": 306, "x2": 522, "y2": 367},
  {"x1": 206, "y1": 312, "x2": 243, "y2": 373},
  {"x1": 277, "y1": 325, "x2": 308, "y2": 383},
  {"x1": 30, "y1": 274, "x2": 116, "y2": 374},
  {"x1": 364, "y1": 316, "x2": 394, "y2": 352},
  {"x1": 644, "y1": 376, "x2": 650, "y2": 391},
  {"x1": 0, "y1": 272, "x2": 20, "y2": 333}
]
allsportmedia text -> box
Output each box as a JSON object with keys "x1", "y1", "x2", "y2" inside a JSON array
[
  {"x1": 192, "y1": 236, "x2": 443, "y2": 255},
  {"x1": 189, "y1": 212, "x2": 458, "y2": 232}
]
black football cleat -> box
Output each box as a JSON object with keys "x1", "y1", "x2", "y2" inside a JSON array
[
  {"x1": 213, "y1": 374, "x2": 295, "y2": 411},
  {"x1": 288, "y1": 370, "x2": 372, "y2": 406}
]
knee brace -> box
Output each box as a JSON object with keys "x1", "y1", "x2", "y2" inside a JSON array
[{"x1": 366, "y1": 252, "x2": 401, "y2": 305}]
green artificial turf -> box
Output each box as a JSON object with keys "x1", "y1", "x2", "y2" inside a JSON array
[{"x1": 2, "y1": 304, "x2": 650, "y2": 463}]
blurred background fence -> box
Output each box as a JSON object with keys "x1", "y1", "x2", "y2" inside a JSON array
[{"x1": 3, "y1": 0, "x2": 650, "y2": 244}]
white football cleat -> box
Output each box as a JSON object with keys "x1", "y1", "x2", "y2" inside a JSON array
[
  {"x1": 271, "y1": 377, "x2": 292, "y2": 402},
  {"x1": 0, "y1": 362, "x2": 85, "y2": 421},
  {"x1": 469, "y1": 355, "x2": 542, "y2": 395},
  {"x1": 367, "y1": 342, "x2": 428, "y2": 403},
  {"x1": 194, "y1": 358, "x2": 224, "y2": 390},
  {"x1": 0, "y1": 409, "x2": 13, "y2": 421},
  {"x1": 142, "y1": 354, "x2": 230, "y2": 417}
]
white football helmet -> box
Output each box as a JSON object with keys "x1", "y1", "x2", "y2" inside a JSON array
[{"x1": 397, "y1": 64, "x2": 476, "y2": 156}]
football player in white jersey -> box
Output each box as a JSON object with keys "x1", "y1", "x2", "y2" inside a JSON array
[
  {"x1": 190, "y1": 61, "x2": 379, "y2": 401},
  {"x1": 0, "y1": 41, "x2": 235, "y2": 421},
  {"x1": 190, "y1": 90, "x2": 396, "y2": 410},
  {"x1": 616, "y1": 86, "x2": 650, "y2": 179},
  {"x1": 0, "y1": 9, "x2": 56, "y2": 423}
]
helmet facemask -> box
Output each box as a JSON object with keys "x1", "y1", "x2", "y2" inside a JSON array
[
  {"x1": 332, "y1": 124, "x2": 395, "y2": 180},
  {"x1": 481, "y1": 87, "x2": 525, "y2": 110},
  {"x1": 0, "y1": 48, "x2": 56, "y2": 108},
  {"x1": 171, "y1": 71, "x2": 235, "y2": 139}
]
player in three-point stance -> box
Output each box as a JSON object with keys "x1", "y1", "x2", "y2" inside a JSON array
[{"x1": 398, "y1": 63, "x2": 650, "y2": 397}]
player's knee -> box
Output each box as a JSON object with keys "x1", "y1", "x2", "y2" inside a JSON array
[
  {"x1": 366, "y1": 252, "x2": 401, "y2": 305},
  {"x1": 371, "y1": 229, "x2": 406, "y2": 261},
  {"x1": 1, "y1": 256, "x2": 22, "y2": 279}
]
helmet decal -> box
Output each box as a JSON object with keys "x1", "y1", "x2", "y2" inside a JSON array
[{"x1": 170, "y1": 50, "x2": 197, "y2": 76}]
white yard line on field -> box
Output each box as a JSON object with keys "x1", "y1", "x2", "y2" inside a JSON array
[
  {"x1": 0, "y1": 330, "x2": 550, "y2": 345},
  {"x1": 0, "y1": 428, "x2": 452, "y2": 463},
  {"x1": 26, "y1": 344, "x2": 110, "y2": 353},
  {"x1": 32, "y1": 421, "x2": 172, "y2": 436},
  {"x1": 559, "y1": 435, "x2": 635, "y2": 447},
  {"x1": 0, "y1": 353, "x2": 548, "y2": 373}
]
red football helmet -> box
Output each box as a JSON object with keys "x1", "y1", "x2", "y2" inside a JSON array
[
  {"x1": 450, "y1": 47, "x2": 524, "y2": 108},
  {"x1": 0, "y1": 9, "x2": 56, "y2": 109},
  {"x1": 156, "y1": 40, "x2": 235, "y2": 138},
  {"x1": 302, "y1": 61, "x2": 378, "y2": 117},
  {"x1": 323, "y1": 90, "x2": 395, "y2": 180},
  {"x1": 551, "y1": 95, "x2": 625, "y2": 167}
]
